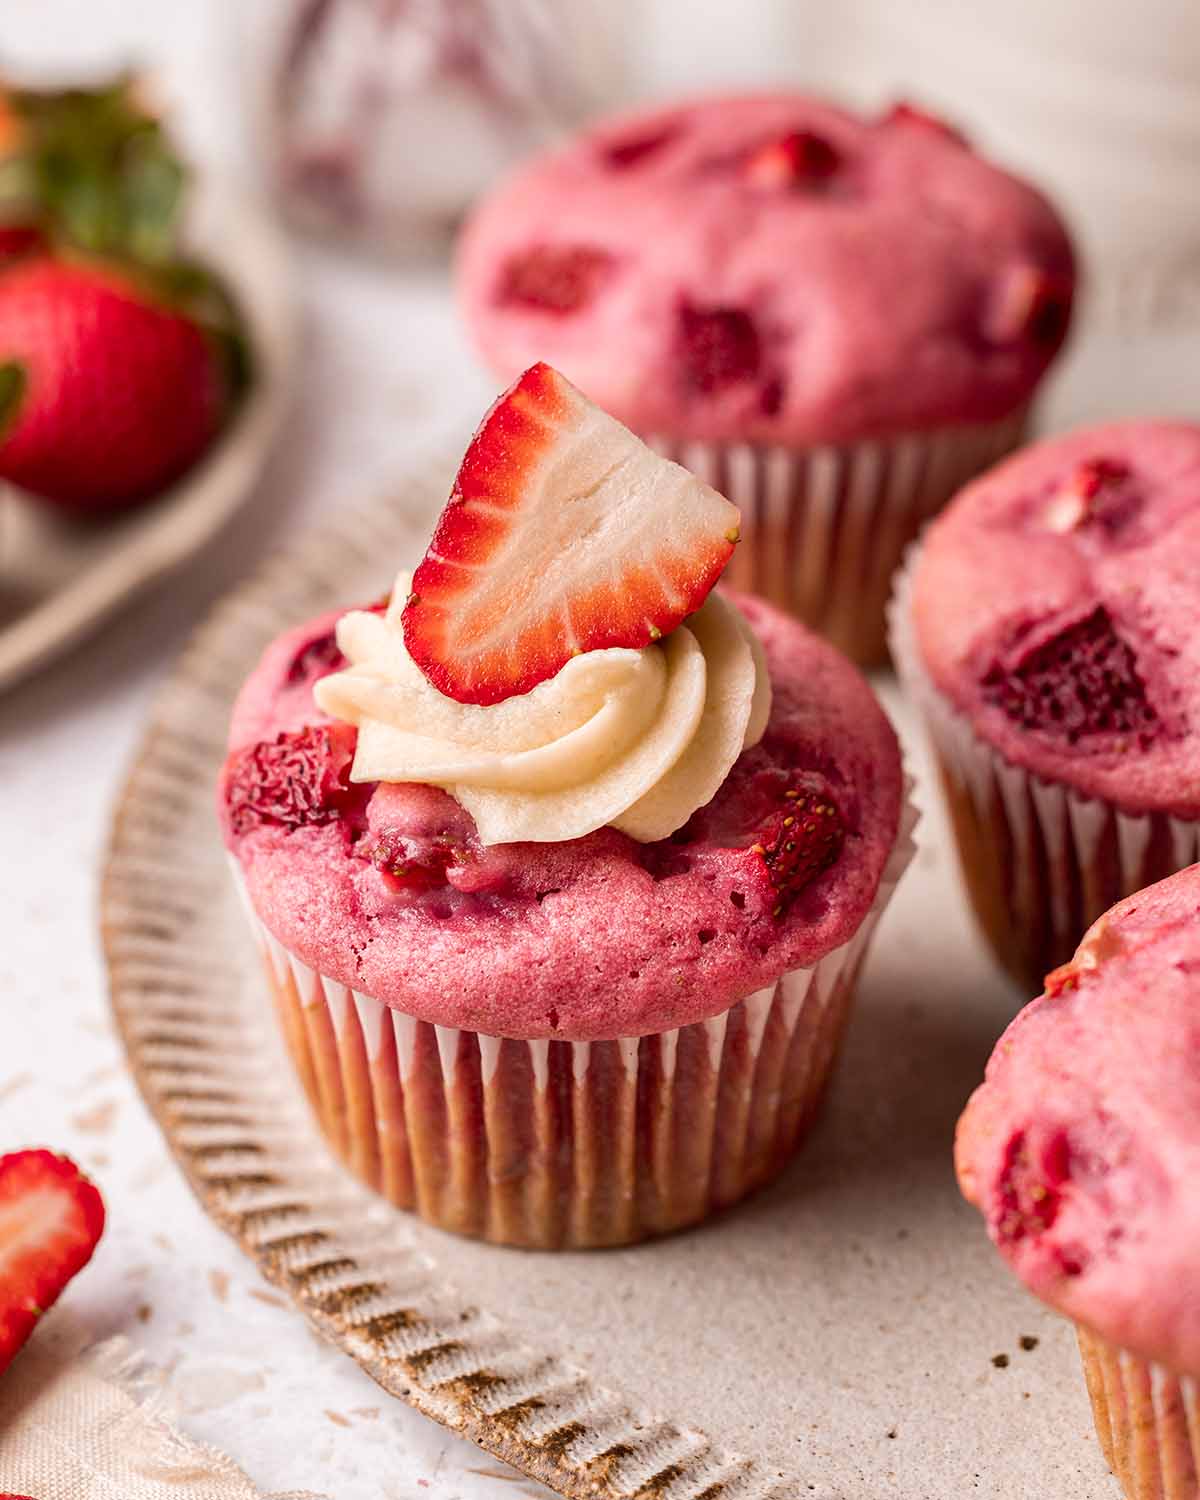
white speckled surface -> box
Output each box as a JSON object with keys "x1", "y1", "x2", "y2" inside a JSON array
[{"x1": 2, "y1": 4, "x2": 1198, "y2": 1494}]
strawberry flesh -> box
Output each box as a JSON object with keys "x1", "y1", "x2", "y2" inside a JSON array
[
  {"x1": 743, "y1": 776, "x2": 845, "y2": 915},
  {"x1": 402, "y1": 362, "x2": 740, "y2": 705},
  {"x1": 674, "y1": 766, "x2": 846, "y2": 917},
  {"x1": 881, "y1": 101, "x2": 968, "y2": 146},
  {"x1": 981, "y1": 607, "x2": 1162, "y2": 749},
  {"x1": 676, "y1": 302, "x2": 762, "y2": 394},
  {"x1": 496, "y1": 245, "x2": 615, "y2": 314},
  {"x1": 993, "y1": 1129, "x2": 1066, "y2": 1249},
  {"x1": 986, "y1": 263, "x2": 1073, "y2": 349},
  {"x1": 223, "y1": 723, "x2": 367, "y2": 836},
  {"x1": 286, "y1": 628, "x2": 345, "y2": 685},
  {"x1": 744, "y1": 130, "x2": 840, "y2": 189},
  {"x1": 0, "y1": 1149, "x2": 105, "y2": 1375},
  {"x1": 600, "y1": 127, "x2": 676, "y2": 168}
]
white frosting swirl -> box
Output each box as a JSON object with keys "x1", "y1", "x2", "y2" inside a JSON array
[{"x1": 314, "y1": 571, "x2": 770, "y2": 845}]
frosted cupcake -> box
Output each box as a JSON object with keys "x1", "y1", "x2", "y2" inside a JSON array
[
  {"x1": 219, "y1": 364, "x2": 912, "y2": 1248},
  {"x1": 891, "y1": 419, "x2": 1200, "y2": 992},
  {"x1": 956, "y1": 866, "x2": 1200, "y2": 1500},
  {"x1": 457, "y1": 92, "x2": 1076, "y2": 663}
]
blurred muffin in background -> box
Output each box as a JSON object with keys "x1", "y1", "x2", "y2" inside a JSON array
[
  {"x1": 891, "y1": 419, "x2": 1200, "y2": 991},
  {"x1": 457, "y1": 91, "x2": 1076, "y2": 663}
]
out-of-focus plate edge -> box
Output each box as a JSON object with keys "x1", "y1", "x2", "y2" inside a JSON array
[{"x1": 0, "y1": 176, "x2": 296, "y2": 692}]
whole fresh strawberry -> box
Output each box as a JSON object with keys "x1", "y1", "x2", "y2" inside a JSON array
[
  {"x1": 0, "y1": 1149, "x2": 105, "y2": 1375},
  {"x1": 0, "y1": 257, "x2": 228, "y2": 512}
]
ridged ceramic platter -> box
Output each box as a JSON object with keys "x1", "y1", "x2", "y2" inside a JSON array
[
  {"x1": 0, "y1": 179, "x2": 294, "y2": 692},
  {"x1": 101, "y1": 478, "x2": 1115, "y2": 1499}
]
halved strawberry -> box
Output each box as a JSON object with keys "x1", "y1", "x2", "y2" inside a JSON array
[
  {"x1": 402, "y1": 363, "x2": 741, "y2": 705},
  {"x1": 0, "y1": 1149, "x2": 105, "y2": 1375}
]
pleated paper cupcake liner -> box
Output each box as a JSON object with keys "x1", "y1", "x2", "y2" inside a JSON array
[
  {"x1": 1077, "y1": 1326, "x2": 1200, "y2": 1500},
  {"x1": 888, "y1": 548, "x2": 1200, "y2": 994},
  {"x1": 232, "y1": 798, "x2": 915, "y2": 1250},
  {"x1": 644, "y1": 408, "x2": 1028, "y2": 666}
]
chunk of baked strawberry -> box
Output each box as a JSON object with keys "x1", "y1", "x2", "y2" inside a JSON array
[
  {"x1": 600, "y1": 126, "x2": 677, "y2": 168},
  {"x1": 986, "y1": 263, "x2": 1073, "y2": 349},
  {"x1": 881, "y1": 101, "x2": 968, "y2": 147},
  {"x1": 496, "y1": 245, "x2": 615, "y2": 314},
  {"x1": 402, "y1": 363, "x2": 740, "y2": 705},
  {"x1": 743, "y1": 777, "x2": 845, "y2": 915},
  {"x1": 681, "y1": 767, "x2": 846, "y2": 917},
  {"x1": 676, "y1": 302, "x2": 762, "y2": 394},
  {"x1": 993, "y1": 1129, "x2": 1066, "y2": 1249},
  {"x1": 286, "y1": 628, "x2": 345, "y2": 685},
  {"x1": 222, "y1": 723, "x2": 364, "y2": 836},
  {"x1": 744, "y1": 129, "x2": 840, "y2": 189},
  {"x1": 0, "y1": 1149, "x2": 105, "y2": 1375},
  {"x1": 981, "y1": 607, "x2": 1162, "y2": 749},
  {"x1": 1042, "y1": 457, "x2": 1133, "y2": 535}
]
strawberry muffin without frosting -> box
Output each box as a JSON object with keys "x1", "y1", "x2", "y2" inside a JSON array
[
  {"x1": 457, "y1": 91, "x2": 1076, "y2": 662},
  {"x1": 956, "y1": 865, "x2": 1200, "y2": 1500},
  {"x1": 891, "y1": 419, "x2": 1200, "y2": 991},
  {"x1": 219, "y1": 364, "x2": 912, "y2": 1248}
]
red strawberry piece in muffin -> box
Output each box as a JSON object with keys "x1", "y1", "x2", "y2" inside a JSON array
[
  {"x1": 495, "y1": 245, "x2": 616, "y2": 314},
  {"x1": 221, "y1": 722, "x2": 368, "y2": 839},
  {"x1": 880, "y1": 99, "x2": 969, "y2": 147},
  {"x1": 744, "y1": 130, "x2": 841, "y2": 190}
]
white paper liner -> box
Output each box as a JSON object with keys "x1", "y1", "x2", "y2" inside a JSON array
[
  {"x1": 644, "y1": 409, "x2": 1028, "y2": 664},
  {"x1": 231, "y1": 795, "x2": 916, "y2": 1249},
  {"x1": 888, "y1": 545, "x2": 1200, "y2": 990},
  {"x1": 1077, "y1": 1326, "x2": 1200, "y2": 1500}
]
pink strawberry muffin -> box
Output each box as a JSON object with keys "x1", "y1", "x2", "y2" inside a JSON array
[
  {"x1": 891, "y1": 419, "x2": 1200, "y2": 991},
  {"x1": 219, "y1": 364, "x2": 912, "y2": 1248},
  {"x1": 956, "y1": 865, "x2": 1200, "y2": 1500},
  {"x1": 457, "y1": 92, "x2": 1076, "y2": 662}
]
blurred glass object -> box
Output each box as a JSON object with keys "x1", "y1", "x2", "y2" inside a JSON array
[
  {"x1": 828, "y1": 0, "x2": 1200, "y2": 331},
  {"x1": 245, "y1": 0, "x2": 619, "y2": 254}
]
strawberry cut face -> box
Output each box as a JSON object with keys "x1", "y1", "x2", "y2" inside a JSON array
[
  {"x1": 981, "y1": 607, "x2": 1164, "y2": 750},
  {"x1": 0, "y1": 1149, "x2": 105, "y2": 1375},
  {"x1": 402, "y1": 363, "x2": 741, "y2": 706}
]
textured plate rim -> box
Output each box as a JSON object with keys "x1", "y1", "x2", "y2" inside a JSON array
[{"x1": 0, "y1": 175, "x2": 296, "y2": 692}]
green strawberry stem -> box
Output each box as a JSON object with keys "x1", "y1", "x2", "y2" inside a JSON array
[{"x1": 1, "y1": 75, "x2": 187, "y2": 265}]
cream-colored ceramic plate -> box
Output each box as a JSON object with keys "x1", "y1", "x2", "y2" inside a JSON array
[
  {"x1": 101, "y1": 479, "x2": 1114, "y2": 1500},
  {"x1": 0, "y1": 180, "x2": 294, "y2": 692}
]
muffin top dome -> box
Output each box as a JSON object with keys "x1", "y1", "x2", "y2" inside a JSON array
[
  {"x1": 457, "y1": 92, "x2": 1075, "y2": 447},
  {"x1": 956, "y1": 864, "x2": 1200, "y2": 1374},
  {"x1": 219, "y1": 590, "x2": 903, "y2": 1040},
  {"x1": 910, "y1": 420, "x2": 1200, "y2": 817}
]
